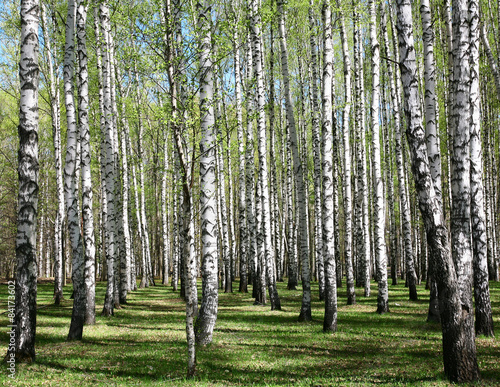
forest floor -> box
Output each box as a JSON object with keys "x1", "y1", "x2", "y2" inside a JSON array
[{"x1": 0, "y1": 278, "x2": 499, "y2": 386}]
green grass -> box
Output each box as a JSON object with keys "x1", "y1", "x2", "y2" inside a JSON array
[{"x1": 0, "y1": 279, "x2": 499, "y2": 386}]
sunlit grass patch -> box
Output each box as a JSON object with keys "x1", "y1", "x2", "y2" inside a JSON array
[{"x1": 0, "y1": 279, "x2": 499, "y2": 386}]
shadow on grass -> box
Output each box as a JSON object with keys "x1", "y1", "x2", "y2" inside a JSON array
[{"x1": 0, "y1": 280, "x2": 498, "y2": 385}]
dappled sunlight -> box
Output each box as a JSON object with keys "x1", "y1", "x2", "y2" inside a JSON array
[{"x1": 0, "y1": 280, "x2": 499, "y2": 386}]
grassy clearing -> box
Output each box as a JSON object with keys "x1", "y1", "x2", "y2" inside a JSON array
[{"x1": 0, "y1": 279, "x2": 499, "y2": 386}]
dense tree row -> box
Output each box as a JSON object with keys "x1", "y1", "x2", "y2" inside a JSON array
[{"x1": 2, "y1": 0, "x2": 499, "y2": 382}]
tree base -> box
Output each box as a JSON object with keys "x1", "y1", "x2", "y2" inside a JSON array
[
  {"x1": 376, "y1": 298, "x2": 389, "y2": 314},
  {"x1": 84, "y1": 316, "x2": 96, "y2": 325},
  {"x1": 101, "y1": 306, "x2": 114, "y2": 317},
  {"x1": 427, "y1": 298, "x2": 440, "y2": 323},
  {"x1": 475, "y1": 317, "x2": 495, "y2": 338},
  {"x1": 409, "y1": 285, "x2": 418, "y2": 301},
  {"x1": 5, "y1": 351, "x2": 35, "y2": 364},
  {"x1": 53, "y1": 293, "x2": 64, "y2": 305},
  {"x1": 187, "y1": 364, "x2": 196, "y2": 379},
  {"x1": 298, "y1": 309, "x2": 312, "y2": 322}
]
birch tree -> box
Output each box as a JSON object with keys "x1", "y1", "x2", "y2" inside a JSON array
[
  {"x1": 100, "y1": 0, "x2": 117, "y2": 317},
  {"x1": 449, "y1": 0, "x2": 477, "y2": 365},
  {"x1": 353, "y1": 0, "x2": 370, "y2": 297},
  {"x1": 233, "y1": 14, "x2": 248, "y2": 293},
  {"x1": 76, "y1": 0, "x2": 95, "y2": 325},
  {"x1": 64, "y1": 0, "x2": 85, "y2": 340},
  {"x1": 114, "y1": 62, "x2": 132, "y2": 297},
  {"x1": 135, "y1": 71, "x2": 153, "y2": 289},
  {"x1": 195, "y1": 0, "x2": 219, "y2": 345},
  {"x1": 308, "y1": 0, "x2": 324, "y2": 301},
  {"x1": 108, "y1": 32, "x2": 124, "y2": 307},
  {"x1": 277, "y1": 0, "x2": 311, "y2": 320},
  {"x1": 216, "y1": 130, "x2": 232, "y2": 293},
  {"x1": 384, "y1": 0, "x2": 418, "y2": 302},
  {"x1": 368, "y1": 0, "x2": 389, "y2": 314},
  {"x1": 164, "y1": 0, "x2": 197, "y2": 375},
  {"x1": 322, "y1": 0, "x2": 337, "y2": 332},
  {"x1": 420, "y1": 0, "x2": 440, "y2": 314},
  {"x1": 161, "y1": 132, "x2": 169, "y2": 286},
  {"x1": 41, "y1": 5, "x2": 64, "y2": 305},
  {"x1": 469, "y1": 0, "x2": 494, "y2": 337},
  {"x1": 245, "y1": 36, "x2": 257, "y2": 294},
  {"x1": 338, "y1": 5, "x2": 355, "y2": 305},
  {"x1": 395, "y1": 0, "x2": 480, "y2": 381},
  {"x1": 251, "y1": 0, "x2": 280, "y2": 311},
  {"x1": 9, "y1": 0, "x2": 39, "y2": 362}
]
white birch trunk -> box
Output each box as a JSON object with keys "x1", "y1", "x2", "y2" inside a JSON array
[
  {"x1": 286, "y1": 122, "x2": 298, "y2": 290},
  {"x1": 381, "y1": 79, "x2": 398, "y2": 288},
  {"x1": 64, "y1": 0, "x2": 85, "y2": 339},
  {"x1": 161, "y1": 132, "x2": 169, "y2": 286},
  {"x1": 321, "y1": 0, "x2": 337, "y2": 332},
  {"x1": 384, "y1": 0, "x2": 418, "y2": 301},
  {"x1": 195, "y1": 0, "x2": 219, "y2": 345},
  {"x1": 308, "y1": 0, "x2": 324, "y2": 301},
  {"x1": 11, "y1": 0, "x2": 39, "y2": 362},
  {"x1": 450, "y1": 0, "x2": 475, "y2": 347},
  {"x1": 41, "y1": 5, "x2": 64, "y2": 304},
  {"x1": 338, "y1": 7, "x2": 355, "y2": 305},
  {"x1": 353, "y1": 4, "x2": 371, "y2": 297},
  {"x1": 114, "y1": 63, "x2": 132, "y2": 295},
  {"x1": 421, "y1": 0, "x2": 442, "y2": 206},
  {"x1": 99, "y1": 1, "x2": 117, "y2": 317},
  {"x1": 165, "y1": 0, "x2": 198, "y2": 375},
  {"x1": 469, "y1": 0, "x2": 494, "y2": 337},
  {"x1": 268, "y1": 21, "x2": 281, "y2": 286},
  {"x1": 135, "y1": 73, "x2": 152, "y2": 289},
  {"x1": 234, "y1": 27, "x2": 248, "y2": 293},
  {"x1": 254, "y1": 157, "x2": 266, "y2": 304},
  {"x1": 369, "y1": 0, "x2": 389, "y2": 314},
  {"x1": 76, "y1": 0, "x2": 95, "y2": 325},
  {"x1": 419, "y1": 0, "x2": 440, "y2": 311},
  {"x1": 216, "y1": 132, "x2": 232, "y2": 293},
  {"x1": 94, "y1": 5, "x2": 106, "y2": 288},
  {"x1": 245, "y1": 36, "x2": 257, "y2": 294},
  {"x1": 277, "y1": 0, "x2": 310, "y2": 320},
  {"x1": 250, "y1": 0, "x2": 280, "y2": 311},
  {"x1": 332, "y1": 73, "x2": 342, "y2": 288},
  {"x1": 395, "y1": 0, "x2": 480, "y2": 380},
  {"x1": 107, "y1": 32, "x2": 123, "y2": 307}
]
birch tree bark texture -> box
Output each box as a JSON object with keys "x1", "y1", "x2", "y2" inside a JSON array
[
  {"x1": 338, "y1": 4, "x2": 355, "y2": 306},
  {"x1": 100, "y1": 0, "x2": 117, "y2": 318},
  {"x1": 10, "y1": 0, "x2": 40, "y2": 362},
  {"x1": 308, "y1": 0, "x2": 325, "y2": 302},
  {"x1": 277, "y1": 0, "x2": 310, "y2": 320},
  {"x1": 420, "y1": 0, "x2": 440, "y2": 318},
  {"x1": 321, "y1": 0, "x2": 337, "y2": 333},
  {"x1": 40, "y1": 5, "x2": 64, "y2": 306},
  {"x1": 234, "y1": 26, "x2": 248, "y2": 293},
  {"x1": 76, "y1": 0, "x2": 96, "y2": 326},
  {"x1": 164, "y1": 0, "x2": 198, "y2": 375},
  {"x1": 64, "y1": 0, "x2": 86, "y2": 340},
  {"x1": 395, "y1": 0, "x2": 480, "y2": 381},
  {"x1": 469, "y1": 0, "x2": 494, "y2": 338},
  {"x1": 195, "y1": 0, "x2": 219, "y2": 345},
  {"x1": 369, "y1": 0, "x2": 389, "y2": 314},
  {"x1": 251, "y1": 0, "x2": 281, "y2": 311}
]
